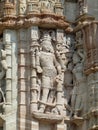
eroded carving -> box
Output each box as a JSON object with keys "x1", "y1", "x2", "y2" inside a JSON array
[
  {"x1": 78, "y1": 0, "x2": 88, "y2": 15},
  {"x1": 0, "y1": 39, "x2": 7, "y2": 112},
  {"x1": 29, "y1": 29, "x2": 76, "y2": 125},
  {"x1": 37, "y1": 31, "x2": 62, "y2": 114},
  {"x1": 71, "y1": 34, "x2": 85, "y2": 119},
  {"x1": 19, "y1": 0, "x2": 27, "y2": 15},
  {"x1": 39, "y1": 0, "x2": 55, "y2": 13}
]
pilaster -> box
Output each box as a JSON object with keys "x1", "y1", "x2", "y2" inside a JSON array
[
  {"x1": 18, "y1": 29, "x2": 30, "y2": 130},
  {"x1": 3, "y1": 30, "x2": 12, "y2": 113},
  {"x1": 29, "y1": 26, "x2": 39, "y2": 130},
  {"x1": 74, "y1": 15, "x2": 98, "y2": 129},
  {"x1": 3, "y1": 29, "x2": 18, "y2": 130}
]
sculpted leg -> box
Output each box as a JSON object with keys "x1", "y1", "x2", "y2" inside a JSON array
[{"x1": 39, "y1": 88, "x2": 50, "y2": 112}]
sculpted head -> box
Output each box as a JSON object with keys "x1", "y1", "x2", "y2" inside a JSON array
[
  {"x1": 73, "y1": 52, "x2": 80, "y2": 65},
  {"x1": 41, "y1": 40, "x2": 54, "y2": 53},
  {"x1": 41, "y1": 31, "x2": 54, "y2": 53}
]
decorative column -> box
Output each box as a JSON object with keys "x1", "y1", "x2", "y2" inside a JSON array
[
  {"x1": 82, "y1": 22, "x2": 98, "y2": 130},
  {"x1": 30, "y1": 26, "x2": 39, "y2": 113},
  {"x1": 3, "y1": 30, "x2": 12, "y2": 113},
  {"x1": 4, "y1": 0, "x2": 15, "y2": 16},
  {"x1": 3, "y1": 29, "x2": 18, "y2": 130},
  {"x1": 30, "y1": 26, "x2": 39, "y2": 130},
  {"x1": 11, "y1": 30, "x2": 18, "y2": 130},
  {"x1": 18, "y1": 29, "x2": 29, "y2": 130},
  {"x1": 55, "y1": 29, "x2": 66, "y2": 130}
]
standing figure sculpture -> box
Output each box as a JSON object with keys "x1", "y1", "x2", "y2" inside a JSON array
[
  {"x1": 37, "y1": 32, "x2": 61, "y2": 113},
  {"x1": 71, "y1": 48, "x2": 84, "y2": 118}
]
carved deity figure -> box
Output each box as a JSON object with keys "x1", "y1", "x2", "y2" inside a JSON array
[
  {"x1": 39, "y1": 0, "x2": 55, "y2": 13},
  {"x1": 37, "y1": 32, "x2": 61, "y2": 113},
  {"x1": 76, "y1": 31, "x2": 83, "y2": 47},
  {"x1": 19, "y1": 0, "x2": 27, "y2": 14},
  {"x1": 71, "y1": 48, "x2": 84, "y2": 118},
  {"x1": 56, "y1": 36, "x2": 72, "y2": 71},
  {"x1": 78, "y1": 0, "x2": 88, "y2": 15}
]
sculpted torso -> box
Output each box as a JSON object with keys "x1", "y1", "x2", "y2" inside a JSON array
[
  {"x1": 72, "y1": 62, "x2": 83, "y2": 81},
  {"x1": 40, "y1": 51, "x2": 57, "y2": 77}
]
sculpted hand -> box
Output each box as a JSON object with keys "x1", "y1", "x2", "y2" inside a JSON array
[
  {"x1": 1, "y1": 60, "x2": 8, "y2": 70},
  {"x1": 36, "y1": 66, "x2": 43, "y2": 73},
  {"x1": 55, "y1": 74, "x2": 62, "y2": 83}
]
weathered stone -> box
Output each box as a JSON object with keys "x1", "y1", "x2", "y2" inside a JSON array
[{"x1": 0, "y1": 0, "x2": 98, "y2": 130}]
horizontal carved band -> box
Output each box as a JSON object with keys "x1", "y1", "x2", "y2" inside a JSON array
[{"x1": 0, "y1": 13, "x2": 69, "y2": 35}]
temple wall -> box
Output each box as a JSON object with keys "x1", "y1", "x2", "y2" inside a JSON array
[{"x1": 0, "y1": 0, "x2": 98, "y2": 130}]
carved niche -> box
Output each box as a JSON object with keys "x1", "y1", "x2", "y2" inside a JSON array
[{"x1": 30, "y1": 29, "x2": 74, "y2": 122}]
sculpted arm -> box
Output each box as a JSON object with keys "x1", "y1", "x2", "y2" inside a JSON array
[
  {"x1": 53, "y1": 55, "x2": 61, "y2": 74},
  {"x1": 36, "y1": 51, "x2": 43, "y2": 74},
  {"x1": 0, "y1": 49, "x2": 7, "y2": 79},
  {"x1": 77, "y1": 49, "x2": 84, "y2": 62}
]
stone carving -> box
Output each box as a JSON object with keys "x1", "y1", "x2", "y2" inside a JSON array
[
  {"x1": 64, "y1": 62, "x2": 73, "y2": 109},
  {"x1": 76, "y1": 31, "x2": 83, "y2": 47},
  {"x1": 0, "y1": 40, "x2": 7, "y2": 108},
  {"x1": 30, "y1": 29, "x2": 74, "y2": 118},
  {"x1": 27, "y1": 0, "x2": 39, "y2": 13},
  {"x1": 56, "y1": 35, "x2": 73, "y2": 70},
  {"x1": 19, "y1": 0, "x2": 27, "y2": 15},
  {"x1": 37, "y1": 31, "x2": 62, "y2": 113},
  {"x1": 0, "y1": 1, "x2": 4, "y2": 17},
  {"x1": 78, "y1": 0, "x2": 88, "y2": 15},
  {"x1": 71, "y1": 48, "x2": 84, "y2": 118},
  {"x1": 39, "y1": 0, "x2": 55, "y2": 13},
  {"x1": 56, "y1": 43, "x2": 67, "y2": 70}
]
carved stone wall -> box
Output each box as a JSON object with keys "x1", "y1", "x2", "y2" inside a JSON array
[{"x1": 0, "y1": 0, "x2": 98, "y2": 130}]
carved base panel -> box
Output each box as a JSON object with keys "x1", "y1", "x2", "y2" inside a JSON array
[
  {"x1": 71, "y1": 117, "x2": 84, "y2": 126},
  {"x1": 0, "y1": 1, "x2": 98, "y2": 130},
  {"x1": 32, "y1": 112, "x2": 64, "y2": 123}
]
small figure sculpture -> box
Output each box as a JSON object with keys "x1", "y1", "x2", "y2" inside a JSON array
[
  {"x1": 19, "y1": 0, "x2": 26, "y2": 14},
  {"x1": 39, "y1": 0, "x2": 55, "y2": 13},
  {"x1": 39, "y1": 0, "x2": 51, "y2": 12},
  {"x1": 51, "y1": 73, "x2": 64, "y2": 115},
  {"x1": 78, "y1": 0, "x2": 88, "y2": 15},
  {"x1": 66, "y1": 37, "x2": 72, "y2": 50}
]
